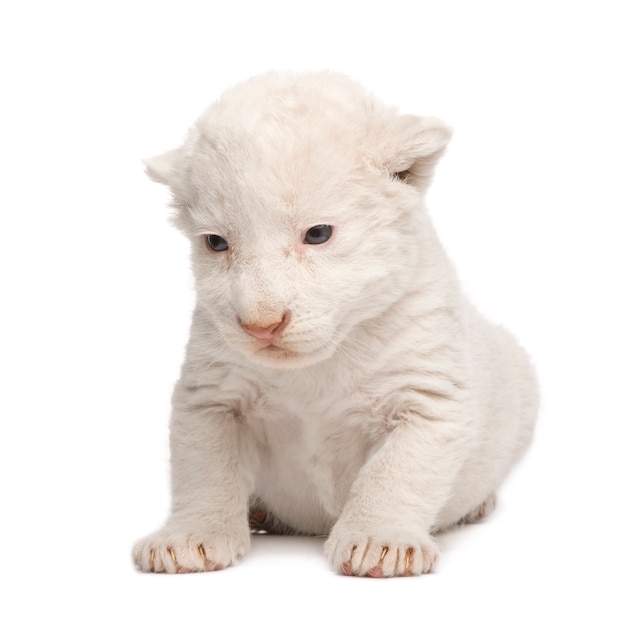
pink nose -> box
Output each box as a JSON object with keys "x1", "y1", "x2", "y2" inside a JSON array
[{"x1": 241, "y1": 311, "x2": 291, "y2": 340}]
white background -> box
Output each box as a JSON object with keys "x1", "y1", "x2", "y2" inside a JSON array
[{"x1": 1, "y1": 1, "x2": 624, "y2": 624}]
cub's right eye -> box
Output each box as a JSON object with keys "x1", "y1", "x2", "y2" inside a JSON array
[{"x1": 205, "y1": 234, "x2": 229, "y2": 252}]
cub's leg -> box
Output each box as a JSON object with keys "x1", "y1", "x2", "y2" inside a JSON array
[
  {"x1": 133, "y1": 386, "x2": 253, "y2": 573},
  {"x1": 325, "y1": 414, "x2": 469, "y2": 577}
]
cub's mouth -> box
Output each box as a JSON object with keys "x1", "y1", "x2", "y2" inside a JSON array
[
  {"x1": 231, "y1": 311, "x2": 340, "y2": 369},
  {"x1": 242, "y1": 336, "x2": 334, "y2": 370},
  {"x1": 254, "y1": 340, "x2": 305, "y2": 362}
]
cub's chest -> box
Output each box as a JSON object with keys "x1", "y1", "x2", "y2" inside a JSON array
[
  {"x1": 243, "y1": 377, "x2": 378, "y2": 510},
  {"x1": 245, "y1": 383, "x2": 373, "y2": 453}
]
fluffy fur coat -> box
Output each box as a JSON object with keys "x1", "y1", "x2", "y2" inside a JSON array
[{"x1": 133, "y1": 71, "x2": 538, "y2": 577}]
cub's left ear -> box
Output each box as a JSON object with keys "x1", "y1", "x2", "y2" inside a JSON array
[
  {"x1": 382, "y1": 115, "x2": 452, "y2": 189},
  {"x1": 142, "y1": 148, "x2": 182, "y2": 187}
]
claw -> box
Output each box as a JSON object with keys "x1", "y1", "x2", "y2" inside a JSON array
[
  {"x1": 405, "y1": 547, "x2": 414, "y2": 575},
  {"x1": 379, "y1": 546, "x2": 388, "y2": 562},
  {"x1": 167, "y1": 547, "x2": 177, "y2": 565}
]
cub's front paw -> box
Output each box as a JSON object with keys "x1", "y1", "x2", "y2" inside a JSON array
[
  {"x1": 325, "y1": 528, "x2": 439, "y2": 577},
  {"x1": 133, "y1": 526, "x2": 250, "y2": 574}
]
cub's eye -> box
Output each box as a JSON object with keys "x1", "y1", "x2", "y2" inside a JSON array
[
  {"x1": 205, "y1": 234, "x2": 229, "y2": 252},
  {"x1": 304, "y1": 224, "x2": 333, "y2": 245}
]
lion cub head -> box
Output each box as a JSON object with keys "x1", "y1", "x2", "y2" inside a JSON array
[{"x1": 145, "y1": 72, "x2": 451, "y2": 369}]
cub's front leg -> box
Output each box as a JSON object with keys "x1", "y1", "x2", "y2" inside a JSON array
[
  {"x1": 325, "y1": 412, "x2": 469, "y2": 577},
  {"x1": 133, "y1": 383, "x2": 254, "y2": 573}
]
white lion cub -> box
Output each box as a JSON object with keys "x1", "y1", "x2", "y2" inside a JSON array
[{"x1": 133, "y1": 71, "x2": 538, "y2": 577}]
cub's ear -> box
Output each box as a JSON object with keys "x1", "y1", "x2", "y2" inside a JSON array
[
  {"x1": 382, "y1": 115, "x2": 452, "y2": 189},
  {"x1": 142, "y1": 148, "x2": 182, "y2": 186}
]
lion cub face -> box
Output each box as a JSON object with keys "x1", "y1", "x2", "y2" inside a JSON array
[{"x1": 145, "y1": 72, "x2": 450, "y2": 369}]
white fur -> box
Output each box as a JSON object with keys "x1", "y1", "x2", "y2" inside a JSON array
[{"x1": 133, "y1": 71, "x2": 538, "y2": 577}]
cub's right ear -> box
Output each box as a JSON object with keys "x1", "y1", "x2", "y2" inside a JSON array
[
  {"x1": 382, "y1": 115, "x2": 452, "y2": 190},
  {"x1": 142, "y1": 148, "x2": 182, "y2": 186}
]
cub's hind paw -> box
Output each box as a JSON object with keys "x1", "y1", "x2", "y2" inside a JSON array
[
  {"x1": 459, "y1": 492, "x2": 497, "y2": 525},
  {"x1": 133, "y1": 528, "x2": 250, "y2": 574}
]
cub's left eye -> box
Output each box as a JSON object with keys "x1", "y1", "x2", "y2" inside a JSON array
[
  {"x1": 304, "y1": 224, "x2": 333, "y2": 245},
  {"x1": 205, "y1": 234, "x2": 229, "y2": 252}
]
